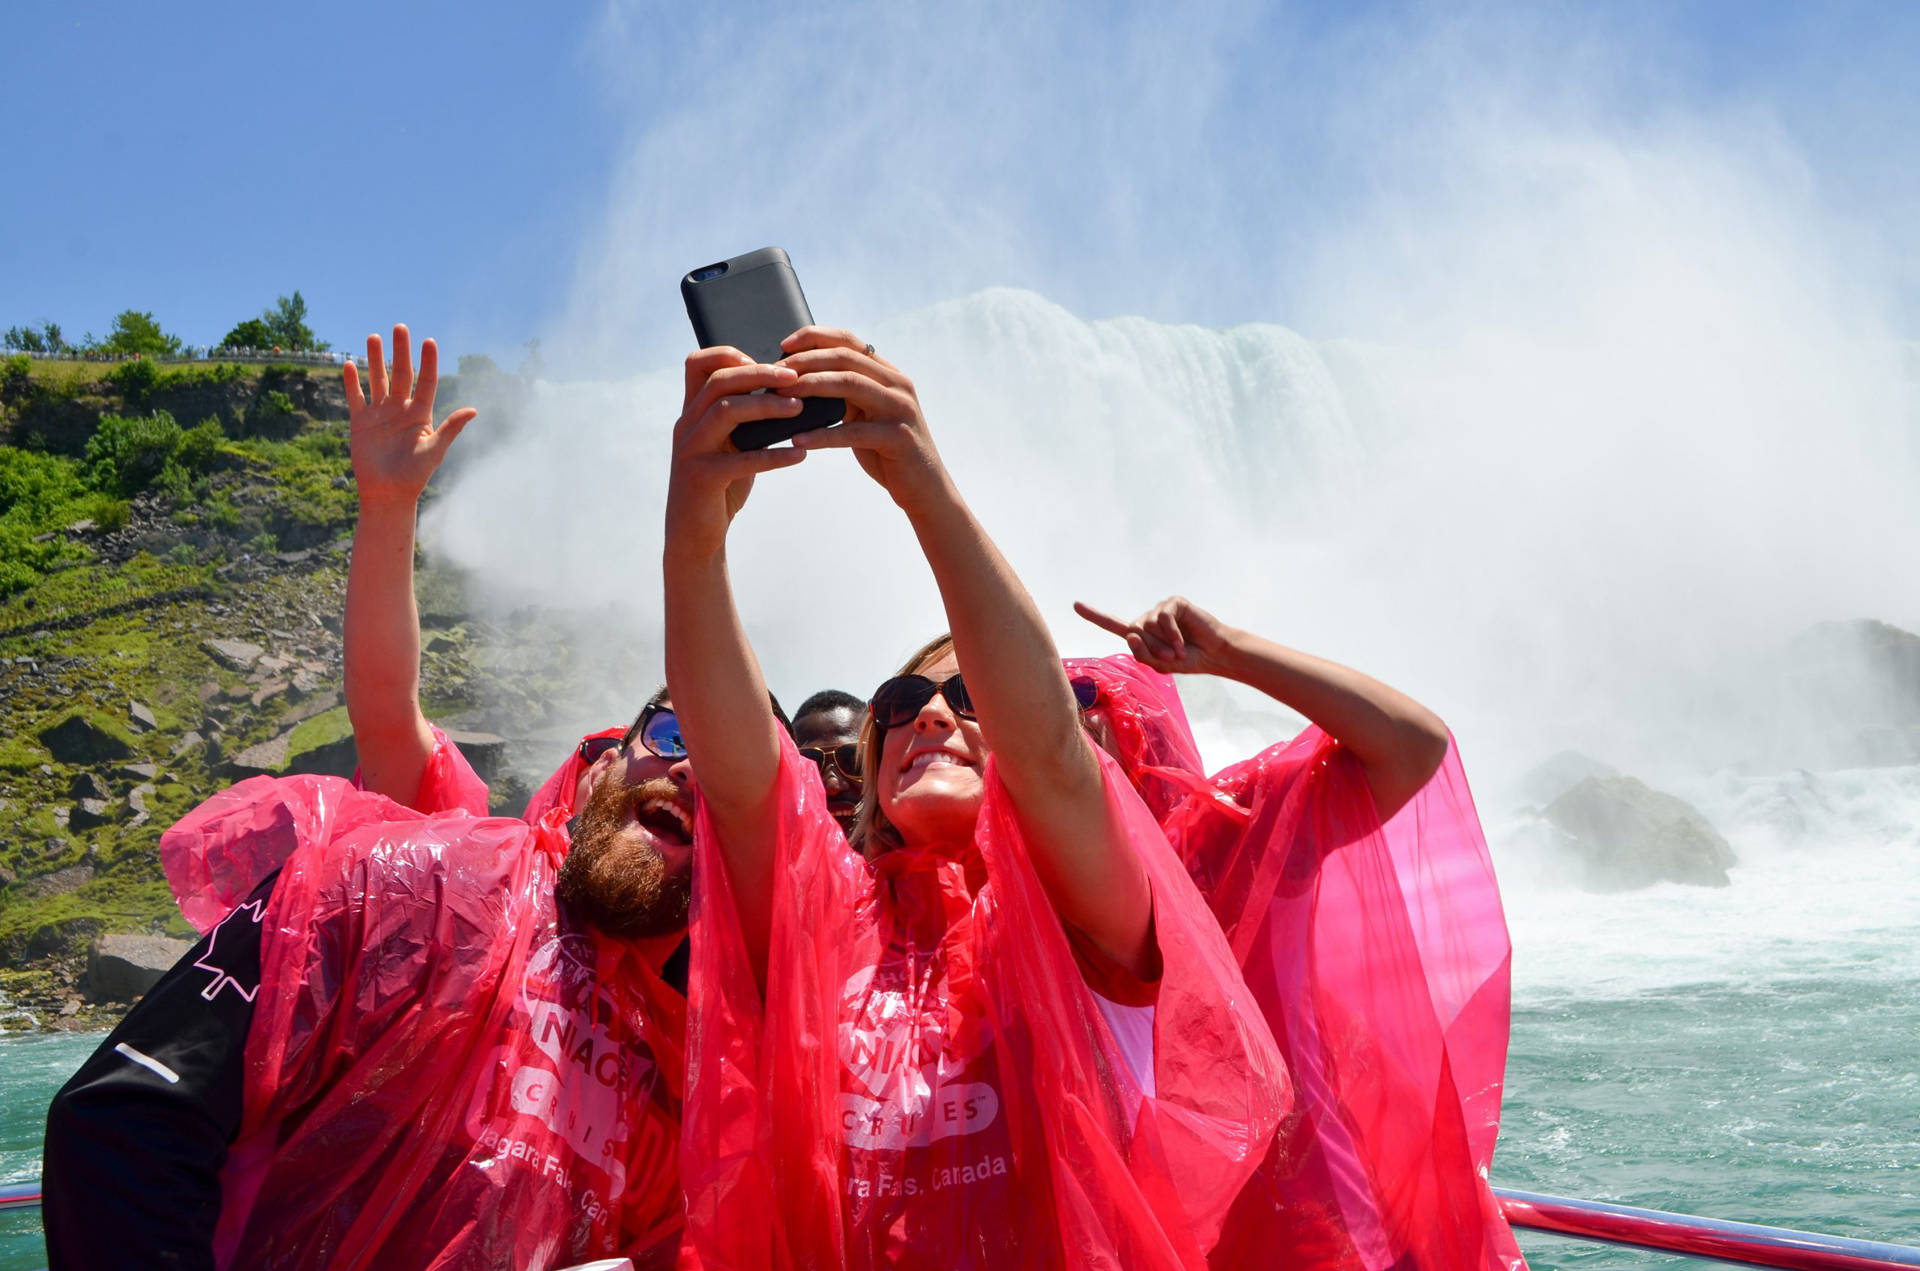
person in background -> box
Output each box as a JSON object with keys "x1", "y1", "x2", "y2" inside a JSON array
[
  {"x1": 790, "y1": 688, "x2": 865, "y2": 832},
  {"x1": 1070, "y1": 595, "x2": 1526, "y2": 1271}
]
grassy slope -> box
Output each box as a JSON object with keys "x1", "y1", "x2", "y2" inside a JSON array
[
  {"x1": 0, "y1": 361, "x2": 367, "y2": 1009},
  {"x1": 0, "y1": 360, "x2": 569, "y2": 1025}
]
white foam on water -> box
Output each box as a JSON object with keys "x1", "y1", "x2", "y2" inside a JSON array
[{"x1": 1499, "y1": 763, "x2": 1920, "y2": 1002}]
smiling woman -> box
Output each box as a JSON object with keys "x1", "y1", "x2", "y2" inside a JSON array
[{"x1": 662, "y1": 330, "x2": 1290, "y2": 1268}]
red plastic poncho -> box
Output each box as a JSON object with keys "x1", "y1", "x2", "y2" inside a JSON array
[
  {"x1": 681, "y1": 734, "x2": 1289, "y2": 1271},
  {"x1": 159, "y1": 732, "x2": 690, "y2": 1271},
  {"x1": 162, "y1": 725, "x2": 490, "y2": 934},
  {"x1": 525, "y1": 726, "x2": 627, "y2": 825},
  {"x1": 1066, "y1": 656, "x2": 1526, "y2": 1271}
]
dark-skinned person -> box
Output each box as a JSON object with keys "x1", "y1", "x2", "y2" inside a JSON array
[
  {"x1": 791, "y1": 688, "x2": 865, "y2": 831},
  {"x1": 43, "y1": 327, "x2": 700, "y2": 1271},
  {"x1": 1064, "y1": 596, "x2": 1526, "y2": 1271},
  {"x1": 661, "y1": 331, "x2": 1288, "y2": 1270}
]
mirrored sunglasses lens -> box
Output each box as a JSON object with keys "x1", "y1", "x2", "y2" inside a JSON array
[
  {"x1": 580, "y1": 736, "x2": 621, "y2": 763},
  {"x1": 643, "y1": 713, "x2": 688, "y2": 758},
  {"x1": 1071, "y1": 676, "x2": 1099, "y2": 710}
]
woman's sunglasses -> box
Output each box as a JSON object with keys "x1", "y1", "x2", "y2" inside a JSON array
[
  {"x1": 869, "y1": 673, "x2": 1100, "y2": 731},
  {"x1": 799, "y1": 743, "x2": 861, "y2": 784},
  {"x1": 577, "y1": 704, "x2": 689, "y2": 765}
]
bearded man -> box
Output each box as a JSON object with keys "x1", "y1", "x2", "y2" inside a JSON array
[{"x1": 43, "y1": 326, "x2": 734, "y2": 1270}]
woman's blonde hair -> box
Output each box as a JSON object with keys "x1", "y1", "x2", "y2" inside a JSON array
[{"x1": 848, "y1": 632, "x2": 956, "y2": 857}]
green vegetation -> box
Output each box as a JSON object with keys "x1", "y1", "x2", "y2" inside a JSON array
[
  {"x1": 0, "y1": 359, "x2": 359, "y2": 599},
  {"x1": 0, "y1": 449, "x2": 123, "y2": 594},
  {"x1": 221, "y1": 290, "x2": 329, "y2": 352},
  {"x1": 8, "y1": 290, "x2": 333, "y2": 360},
  {"x1": 95, "y1": 310, "x2": 182, "y2": 358},
  {"x1": 2, "y1": 321, "x2": 65, "y2": 354},
  {"x1": 220, "y1": 317, "x2": 274, "y2": 349},
  {"x1": 0, "y1": 354, "x2": 544, "y2": 1007},
  {"x1": 289, "y1": 704, "x2": 353, "y2": 755}
]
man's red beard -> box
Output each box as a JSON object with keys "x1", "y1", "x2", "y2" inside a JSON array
[{"x1": 556, "y1": 773, "x2": 693, "y2": 939}]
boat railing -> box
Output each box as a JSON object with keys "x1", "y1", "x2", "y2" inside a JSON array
[
  {"x1": 1495, "y1": 1189, "x2": 1920, "y2": 1270},
  {"x1": 3, "y1": 1180, "x2": 1917, "y2": 1267}
]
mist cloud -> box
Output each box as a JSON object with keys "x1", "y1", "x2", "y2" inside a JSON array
[{"x1": 423, "y1": 0, "x2": 1920, "y2": 791}]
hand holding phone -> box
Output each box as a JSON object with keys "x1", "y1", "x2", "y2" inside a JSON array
[{"x1": 681, "y1": 247, "x2": 846, "y2": 450}]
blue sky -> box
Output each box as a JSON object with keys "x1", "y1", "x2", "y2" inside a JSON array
[{"x1": 4, "y1": 1, "x2": 1916, "y2": 362}]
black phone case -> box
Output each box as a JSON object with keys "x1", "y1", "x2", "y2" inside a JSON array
[{"x1": 681, "y1": 247, "x2": 846, "y2": 450}]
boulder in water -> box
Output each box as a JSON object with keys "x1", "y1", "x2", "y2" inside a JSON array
[
  {"x1": 1771, "y1": 620, "x2": 1920, "y2": 769},
  {"x1": 88, "y1": 934, "x2": 193, "y2": 1003},
  {"x1": 1544, "y1": 776, "x2": 1737, "y2": 890}
]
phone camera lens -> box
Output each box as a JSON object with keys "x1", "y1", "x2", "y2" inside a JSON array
[{"x1": 691, "y1": 263, "x2": 728, "y2": 283}]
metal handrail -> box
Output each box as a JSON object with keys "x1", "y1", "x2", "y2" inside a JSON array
[
  {"x1": 0, "y1": 1182, "x2": 40, "y2": 1211},
  {"x1": 1498, "y1": 1188, "x2": 1920, "y2": 1271}
]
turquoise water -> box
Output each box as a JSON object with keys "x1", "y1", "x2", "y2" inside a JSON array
[{"x1": 0, "y1": 1032, "x2": 95, "y2": 1271}]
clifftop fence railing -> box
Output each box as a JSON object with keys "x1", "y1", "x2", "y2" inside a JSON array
[{"x1": 3, "y1": 348, "x2": 345, "y2": 368}]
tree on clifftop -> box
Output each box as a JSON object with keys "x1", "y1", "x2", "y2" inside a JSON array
[
  {"x1": 223, "y1": 291, "x2": 329, "y2": 352},
  {"x1": 3, "y1": 321, "x2": 65, "y2": 353},
  {"x1": 220, "y1": 317, "x2": 275, "y2": 350},
  {"x1": 267, "y1": 291, "x2": 328, "y2": 352},
  {"x1": 99, "y1": 310, "x2": 182, "y2": 357}
]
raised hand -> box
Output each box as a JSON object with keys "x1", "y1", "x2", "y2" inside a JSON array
[
  {"x1": 664, "y1": 347, "x2": 811, "y2": 562},
  {"x1": 780, "y1": 328, "x2": 948, "y2": 511},
  {"x1": 1074, "y1": 596, "x2": 1241, "y2": 676},
  {"x1": 344, "y1": 324, "x2": 477, "y2": 508}
]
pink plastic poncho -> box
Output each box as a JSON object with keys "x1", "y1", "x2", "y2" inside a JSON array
[
  {"x1": 1066, "y1": 656, "x2": 1526, "y2": 1271},
  {"x1": 681, "y1": 734, "x2": 1289, "y2": 1271},
  {"x1": 159, "y1": 732, "x2": 691, "y2": 1271},
  {"x1": 524, "y1": 725, "x2": 627, "y2": 825},
  {"x1": 162, "y1": 726, "x2": 490, "y2": 934}
]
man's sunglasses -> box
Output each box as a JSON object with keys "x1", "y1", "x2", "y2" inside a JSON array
[
  {"x1": 869, "y1": 673, "x2": 1099, "y2": 730},
  {"x1": 799, "y1": 743, "x2": 861, "y2": 783},
  {"x1": 577, "y1": 704, "x2": 688, "y2": 765}
]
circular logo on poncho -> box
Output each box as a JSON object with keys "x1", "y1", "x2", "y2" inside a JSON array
[{"x1": 837, "y1": 957, "x2": 999, "y2": 1151}]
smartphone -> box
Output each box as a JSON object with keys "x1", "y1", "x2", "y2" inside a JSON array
[{"x1": 681, "y1": 247, "x2": 845, "y2": 450}]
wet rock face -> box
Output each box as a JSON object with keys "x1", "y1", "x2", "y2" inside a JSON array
[
  {"x1": 448, "y1": 731, "x2": 508, "y2": 784},
  {"x1": 1518, "y1": 750, "x2": 1621, "y2": 808},
  {"x1": 69, "y1": 798, "x2": 114, "y2": 830},
  {"x1": 1545, "y1": 776, "x2": 1738, "y2": 890},
  {"x1": 37, "y1": 714, "x2": 135, "y2": 764},
  {"x1": 1770, "y1": 619, "x2": 1920, "y2": 770},
  {"x1": 20, "y1": 864, "x2": 96, "y2": 900},
  {"x1": 87, "y1": 934, "x2": 194, "y2": 1003},
  {"x1": 202, "y1": 638, "x2": 265, "y2": 671},
  {"x1": 69, "y1": 771, "x2": 110, "y2": 801}
]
